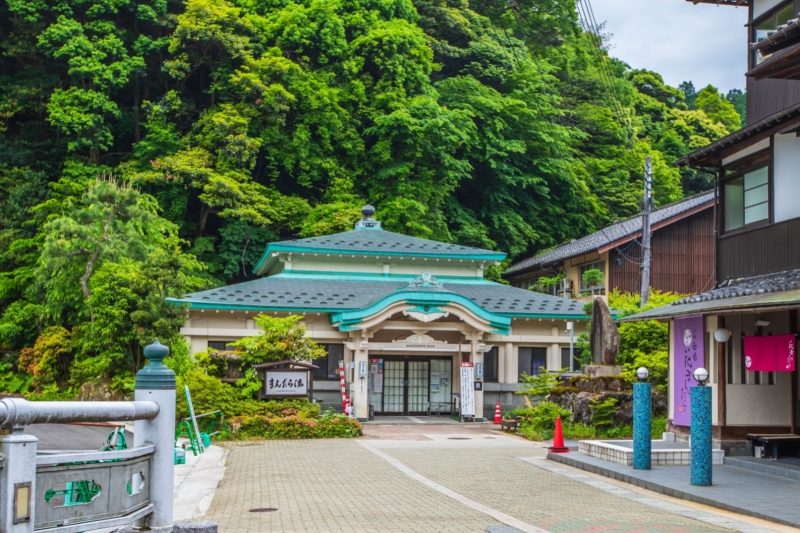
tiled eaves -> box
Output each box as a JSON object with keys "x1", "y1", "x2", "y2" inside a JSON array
[
  {"x1": 268, "y1": 230, "x2": 506, "y2": 258},
  {"x1": 506, "y1": 191, "x2": 714, "y2": 275},
  {"x1": 673, "y1": 268, "x2": 800, "y2": 305},
  {"x1": 167, "y1": 274, "x2": 589, "y2": 318}
]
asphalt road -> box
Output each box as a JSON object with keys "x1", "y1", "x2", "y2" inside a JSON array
[{"x1": 24, "y1": 423, "x2": 133, "y2": 451}]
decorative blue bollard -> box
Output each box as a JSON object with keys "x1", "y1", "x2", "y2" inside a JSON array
[
  {"x1": 633, "y1": 381, "x2": 652, "y2": 470},
  {"x1": 690, "y1": 384, "x2": 712, "y2": 486}
]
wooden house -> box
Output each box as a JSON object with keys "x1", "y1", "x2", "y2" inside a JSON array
[{"x1": 504, "y1": 192, "x2": 715, "y2": 301}]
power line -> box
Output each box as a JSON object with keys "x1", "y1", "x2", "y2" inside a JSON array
[
  {"x1": 488, "y1": 4, "x2": 647, "y2": 267},
  {"x1": 573, "y1": 0, "x2": 629, "y2": 128}
]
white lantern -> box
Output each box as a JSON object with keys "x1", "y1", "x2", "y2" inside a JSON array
[
  {"x1": 713, "y1": 328, "x2": 731, "y2": 343},
  {"x1": 693, "y1": 367, "x2": 710, "y2": 386},
  {"x1": 636, "y1": 367, "x2": 650, "y2": 382}
]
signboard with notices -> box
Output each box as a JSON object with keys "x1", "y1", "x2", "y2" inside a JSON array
[
  {"x1": 460, "y1": 362, "x2": 475, "y2": 417},
  {"x1": 254, "y1": 360, "x2": 316, "y2": 400}
]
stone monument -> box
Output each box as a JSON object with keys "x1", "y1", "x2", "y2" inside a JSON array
[{"x1": 586, "y1": 297, "x2": 622, "y2": 378}]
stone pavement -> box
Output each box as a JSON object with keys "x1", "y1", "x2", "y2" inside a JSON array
[
  {"x1": 549, "y1": 451, "x2": 800, "y2": 529},
  {"x1": 203, "y1": 423, "x2": 788, "y2": 532}
]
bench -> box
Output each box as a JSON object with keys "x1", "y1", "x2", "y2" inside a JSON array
[
  {"x1": 501, "y1": 417, "x2": 521, "y2": 432},
  {"x1": 427, "y1": 401, "x2": 452, "y2": 416},
  {"x1": 747, "y1": 433, "x2": 800, "y2": 459}
]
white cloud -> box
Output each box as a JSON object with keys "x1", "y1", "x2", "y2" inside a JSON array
[{"x1": 589, "y1": 0, "x2": 748, "y2": 93}]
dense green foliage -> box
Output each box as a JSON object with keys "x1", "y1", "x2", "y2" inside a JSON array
[
  {"x1": 0, "y1": 0, "x2": 740, "y2": 392},
  {"x1": 609, "y1": 289, "x2": 687, "y2": 392}
]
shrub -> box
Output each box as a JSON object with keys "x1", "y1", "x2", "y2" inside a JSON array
[
  {"x1": 620, "y1": 350, "x2": 669, "y2": 392},
  {"x1": 175, "y1": 368, "x2": 322, "y2": 419},
  {"x1": 229, "y1": 412, "x2": 362, "y2": 439},
  {"x1": 516, "y1": 369, "x2": 563, "y2": 398},
  {"x1": 562, "y1": 422, "x2": 596, "y2": 440},
  {"x1": 520, "y1": 425, "x2": 553, "y2": 441},
  {"x1": 589, "y1": 397, "x2": 618, "y2": 428},
  {"x1": 511, "y1": 402, "x2": 572, "y2": 430},
  {"x1": 599, "y1": 424, "x2": 632, "y2": 439},
  {"x1": 651, "y1": 416, "x2": 667, "y2": 439}
]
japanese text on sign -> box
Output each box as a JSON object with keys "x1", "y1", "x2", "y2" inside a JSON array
[{"x1": 265, "y1": 371, "x2": 308, "y2": 396}]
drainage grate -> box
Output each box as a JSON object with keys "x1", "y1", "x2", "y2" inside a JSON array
[
  {"x1": 250, "y1": 508, "x2": 279, "y2": 513},
  {"x1": 447, "y1": 437, "x2": 470, "y2": 440}
]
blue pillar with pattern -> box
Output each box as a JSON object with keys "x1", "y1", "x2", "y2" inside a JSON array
[
  {"x1": 690, "y1": 385, "x2": 712, "y2": 486},
  {"x1": 633, "y1": 381, "x2": 652, "y2": 470}
]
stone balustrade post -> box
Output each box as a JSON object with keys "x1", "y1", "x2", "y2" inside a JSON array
[{"x1": 134, "y1": 339, "x2": 176, "y2": 527}]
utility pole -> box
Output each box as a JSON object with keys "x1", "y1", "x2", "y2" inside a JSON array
[{"x1": 640, "y1": 156, "x2": 653, "y2": 307}]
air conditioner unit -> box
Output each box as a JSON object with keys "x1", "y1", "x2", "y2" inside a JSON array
[{"x1": 559, "y1": 278, "x2": 573, "y2": 291}]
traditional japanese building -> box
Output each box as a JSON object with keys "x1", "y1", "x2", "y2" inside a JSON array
[
  {"x1": 624, "y1": 0, "x2": 800, "y2": 455},
  {"x1": 168, "y1": 206, "x2": 588, "y2": 421},
  {"x1": 504, "y1": 192, "x2": 715, "y2": 301}
]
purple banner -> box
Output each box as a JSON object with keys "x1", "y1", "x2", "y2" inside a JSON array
[{"x1": 673, "y1": 315, "x2": 705, "y2": 427}]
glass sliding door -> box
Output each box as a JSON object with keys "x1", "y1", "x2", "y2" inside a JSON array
[
  {"x1": 382, "y1": 361, "x2": 405, "y2": 413},
  {"x1": 407, "y1": 361, "x2": 430, "y2": 413},
  {"x1": 376, "y1": 357, "x2": 452, "y2": 415}
]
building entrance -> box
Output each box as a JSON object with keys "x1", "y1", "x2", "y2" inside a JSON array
[{"x1": 371, "y1": 357, "x2": 452, "y2": 415}]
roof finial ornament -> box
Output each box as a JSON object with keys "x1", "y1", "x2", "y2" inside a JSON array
[{"x1": 354, "y1": 204, "x2": 382, "y2": 230}]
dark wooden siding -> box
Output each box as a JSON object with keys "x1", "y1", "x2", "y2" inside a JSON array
[
  {"x1": 609, "y1": 208, "x2": 715, "y2": 295},
  {"x1": 718, "y1": 217, "x2": 800, "y2": 279},
  {"x1": 746, "y1": 77, "x2": 800, "y2": 124}
]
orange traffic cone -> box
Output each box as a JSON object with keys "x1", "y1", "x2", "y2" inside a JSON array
[
  {"x1": 493, "y1": 402, "x2": 502, "y2": 424},
  {"x1": 548, "y1": 416, "x2": 569, "y2": 453}
]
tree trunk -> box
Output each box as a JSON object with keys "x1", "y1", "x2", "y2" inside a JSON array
[
  {"x1": 81, "y1": 250, "x2": 100, "y2": 322},
  {"x1": 198, "y1": 204, "x2": 212, "y2": 237},
  {"x1": 134, "y1": 76, "x2": 141, "y2": 143}
]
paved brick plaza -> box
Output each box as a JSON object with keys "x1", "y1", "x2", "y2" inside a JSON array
[{"x1": 204, "y1": 424, "x2": 768, "y2": 533}]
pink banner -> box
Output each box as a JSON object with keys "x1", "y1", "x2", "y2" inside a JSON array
[
  {"x1": 744, "y1": 335, "x2": 796, "y2": 372},
  {"x1": 673, "y1": 315, "x2": 704, "y2": 427}
]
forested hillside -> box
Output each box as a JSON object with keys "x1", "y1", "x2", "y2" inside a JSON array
[{"x1": 0, "y1": 0, "x2": 739, "y2": 393}]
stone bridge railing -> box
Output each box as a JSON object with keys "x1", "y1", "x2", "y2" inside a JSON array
[{"x1": 0, "y1": 340, "x2": 176, "y2": 533}]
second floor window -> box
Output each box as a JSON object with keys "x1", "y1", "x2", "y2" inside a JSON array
[
  {"x1": 579, "y1": 261, "x2": 605, "y2": 292},
  {"x1": 723, "y1": 153, "x2": 770, "y2": 232}
]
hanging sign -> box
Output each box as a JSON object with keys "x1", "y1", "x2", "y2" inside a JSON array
[
  {"x1": 264, "y1": 371, "x2": 309, "y2": 397},
  {"x1": 460, "y1": 362, "x2": 475, "y2": 417},
  {"x1": 744, "y1": 335, "x2": 796, "y2": 372},
  {"x1": 672, "y1": 315, "x2": 704, "y2": 427}
]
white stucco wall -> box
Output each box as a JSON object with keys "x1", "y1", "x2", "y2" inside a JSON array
[
  {"x1": 773, "y1": 133, "x2": 800, "y2": 223},
  {"x1": 727, "y1": 375, "x2": 792, "y2": 425},
  {"x1": 181, "y1": 310, "x2": 589, "y2": 384}
]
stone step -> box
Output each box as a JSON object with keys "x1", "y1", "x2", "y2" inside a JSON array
[{"x1": 723, "y1": 455, "x2": 800, "y2": 481}]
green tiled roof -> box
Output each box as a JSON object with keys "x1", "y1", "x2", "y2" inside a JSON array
[
  {"x1": 254, "y1": 230, "x2": 505, "y2": 274},
  {"x1": 167, "y1": 273, "x2": 587, "y2": 319}
]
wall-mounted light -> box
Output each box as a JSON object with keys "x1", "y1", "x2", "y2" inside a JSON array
[
  {"x1": 13, "y1": 482, "x2": 31, "y2": 524},
  {"x1": 713, "y1": 328, "x2": 731, "y2": 343},
  {"x1": 694, "y1": 367, "x2": 710, "y2": 386}
]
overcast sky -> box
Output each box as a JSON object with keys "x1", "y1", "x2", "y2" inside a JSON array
[{"x1": 591, "y1": 0, "x2": 749, "y2": 93}]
